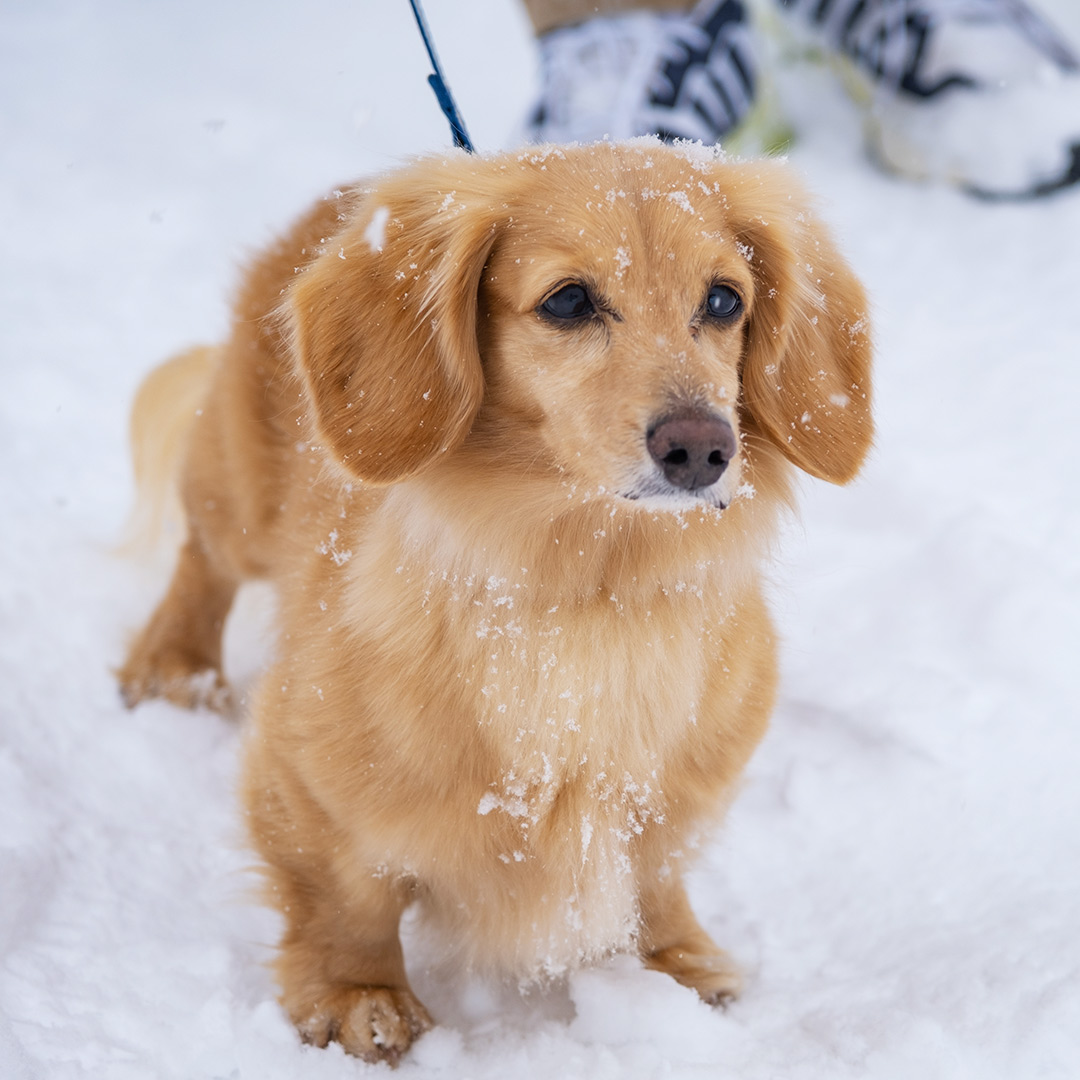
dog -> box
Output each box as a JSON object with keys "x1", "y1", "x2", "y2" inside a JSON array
[{"x1": 118, "y1": 140, "x2": 872, "y2": 1064}]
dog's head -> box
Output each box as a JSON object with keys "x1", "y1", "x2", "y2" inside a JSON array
[{"x1": 288, "y1": 142, "x2": 872, "y2": 506}]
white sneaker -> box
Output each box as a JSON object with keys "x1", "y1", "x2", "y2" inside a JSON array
[
  {"x1": 776, "y1": 0, "x2": 1080, "y2": 198},
  {"x1": 526, "y1": 0, "x2": 758, "y2": 145}
]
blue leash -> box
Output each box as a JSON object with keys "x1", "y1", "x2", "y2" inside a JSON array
[{"x1": 407, "y1": 0, "x2": 476, "y2": 153}]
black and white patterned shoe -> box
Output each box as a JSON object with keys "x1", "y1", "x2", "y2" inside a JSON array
[
  {"x1": 776, "y1": 0, "x2": 1080, "y2": 198},
  {"x1": 525, "y1": 0, "x2": 757, "y2": 145}
]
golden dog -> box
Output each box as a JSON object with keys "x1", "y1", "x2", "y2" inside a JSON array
[{"x1": 119, "y1": 140, "x2": 872, "y2": 1064}]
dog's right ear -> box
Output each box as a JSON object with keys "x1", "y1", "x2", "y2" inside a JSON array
[
  {"x1": 288, "y1": 156, "x2": 501, "y2": 485},
  {"x1": 722, "y1": 163, "x2": 873, "y2": 486}
]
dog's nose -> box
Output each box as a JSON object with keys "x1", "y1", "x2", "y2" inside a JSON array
[{"x1": 647, "y1": 411, "x2": 736, "y2": 491}]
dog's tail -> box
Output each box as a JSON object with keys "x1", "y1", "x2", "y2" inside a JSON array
[{"x1": 118, "y1": 344, "x2": 218, "y2": 556}]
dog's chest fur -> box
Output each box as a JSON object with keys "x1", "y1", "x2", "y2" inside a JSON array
[{"x1": 288, "y1": 489, "x2": 752, "y2": 975}]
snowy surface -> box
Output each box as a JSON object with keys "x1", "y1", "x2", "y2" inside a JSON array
[{"x1": 3, "y1": 1, "x2": 1080, "y2": 1077}]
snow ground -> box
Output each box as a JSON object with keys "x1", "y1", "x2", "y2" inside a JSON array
[{"x1": 2, "y1": 1, "x2": 1080, "y2": 1077}]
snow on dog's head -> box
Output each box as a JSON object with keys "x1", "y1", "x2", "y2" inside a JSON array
[{"x1": 287, "y1": 141, "x2": 873, "y2": 505}]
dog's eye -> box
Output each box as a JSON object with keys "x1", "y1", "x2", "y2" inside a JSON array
[
  {"x1": 706, "y1": 285, "x2": 742, "y2": 321},
  {"x1": 540, "y1": 283, "x2": 595, "y2": 321}
]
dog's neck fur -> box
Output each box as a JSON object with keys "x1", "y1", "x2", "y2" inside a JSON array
[{"x1": 358, "y1": 442, "x2": 792, "y2": 613}]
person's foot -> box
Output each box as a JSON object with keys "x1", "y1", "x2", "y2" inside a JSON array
[
  {"x1": 526, "y1": 0, "x2": 757, "y2": 145},
  {"x1": 776, "y1": 0, "x2": 1080, "y2": 199}
]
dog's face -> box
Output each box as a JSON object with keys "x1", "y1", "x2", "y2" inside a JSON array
[
  {"x1": 475, "y1": 159, "x2": 760, "y2": 510},
  {"x1": 288, "y1": 142, "x2": 872, "y2": 502}
]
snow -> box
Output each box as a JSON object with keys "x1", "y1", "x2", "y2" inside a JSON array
[{"x1": 3, "y1": 0, "x2": 1080, "y2": 1077}]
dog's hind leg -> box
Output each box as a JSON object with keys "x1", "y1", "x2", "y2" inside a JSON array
[
  {"x1": 117, "y1": 343, "x2": 242, "y2": 712},
  {"x1": 117, "y1": 532, "x2": 238, "y2": 712}
]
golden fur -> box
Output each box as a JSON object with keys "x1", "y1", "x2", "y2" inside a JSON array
[{"x1": 119, "y1": 141, "x2": 872, "y2": 1064}]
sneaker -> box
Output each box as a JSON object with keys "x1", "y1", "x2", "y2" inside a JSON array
[
  {"x1": 526, "y1": 0, "x2": 757, "y2": 145},
  {"x1": 775, "y1": 0, "x2": 1080, "y2": 199}
]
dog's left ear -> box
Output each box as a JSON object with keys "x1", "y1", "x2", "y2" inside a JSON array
[
  {"x1": 727, "y1": 168, "x2": 873, "y2": 485},
  {"x1": 288, "y1": 156, "x2": 501, "y2": 485}
]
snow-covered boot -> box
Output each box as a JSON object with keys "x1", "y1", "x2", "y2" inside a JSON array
[
  {"x1": 525, "y1": 0, "x2": 758, "y2": 145},
  {"x1": 776, "y1": 0, "x2": 1080, "y2": 198}
]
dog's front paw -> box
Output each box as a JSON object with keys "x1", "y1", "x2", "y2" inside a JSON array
[
  {"x1": 294, "y1": 985, "x2": 433, "y2": 1065},
  {"x1": 644, "y1": 944, "x2": 743, "y2": 1007}
]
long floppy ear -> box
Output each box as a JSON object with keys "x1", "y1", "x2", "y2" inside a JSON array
[
  {"x1": 288, "y1": 155, "x2": 501, "y2": 484},
  {"x1": 727, "y1": 166, "x2": 873, "y2": 484}
]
